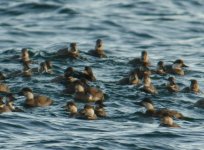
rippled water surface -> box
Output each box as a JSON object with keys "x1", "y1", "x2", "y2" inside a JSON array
[{"x1": 0, "y1": 0, "x2": 204, "y2": 149}]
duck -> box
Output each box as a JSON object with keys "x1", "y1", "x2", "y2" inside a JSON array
[
  {"x1": 80, "y1": 104, "x2": 97, "y2": 120},
  {"x1": 56, "y1": 43, "x2": 80, "y2": 59},
  {"x1": 51, "y1": 67, "x2": 78, "y2": 84},
  {"x1": 159, "y1": 114, "x2": 180, "y2": 128},
  {"x1": 0, "y1": 97, "x2": 12, "y2": 113},
  {"x1": 166, "y1": 77, "x2": 180, "y2": 92},
  {"x1": 39, "y1": 60, "x2": 53, "y2": 74},
  {"x1": 6, "y1": 93, "x2": 24, "y2": 112},
  {"x1": 166, "y1": 59, "x2": 188, "y2": 75},
  {"x1": 21, "y1": 48, "x2": 31, "y2": 63},
  {"x1": 67, "y1": 42, "x2": 80, "y2": 59},
  {"x1": 74, "y1": 81, "x2": 104, "y2": 102},
  {"x1": 94, "y1": 100, "x2": 106, "y2": 117},
  {"x1": 63, "y1": 101, "x2": 78, "y2": 117},
  {"x1": 118, "y1": 71, "x2": 140, "y2": 85},
  {"x1": 183, "y1": 79, "x2": 201, "y2": 94},
  {"x1": 155, "y1": 61, "x2": 166, "y2": 75},
  {"x1": 88, "y1": 39, "x2": 107, "y2": 58},
  {"x1": 140, "y1": 73, "x2": 157, "y2": 94},
  {"x1": 81, "y1": 66, "x2": 96, "y2": 82},
  {"x1": 129, "y1": 50, "x2": 150, "y2": 67},
  {"x1": 136, "y1": 98, "x2": 184, "y2": 119},
  {"x1": 19, "y1": 87, "x2": 53, "y2": 107}
]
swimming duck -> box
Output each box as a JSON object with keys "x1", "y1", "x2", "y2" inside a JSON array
[
  {"x1": 0, "y1": 97, "x2": 12, "y2": 113},
  {"x1": 39, "y1": 60, "x2": 53, "y2": 74},
  {"x1": 159, "y1": 114, "x2": 180, "y2": 128},
  {"x1": 183, "y1": 79, "x2": 200, "y2": 94},
  {"x1": 5, "y1": 93, "x2": 23, "y2": 112},
  {"x1": 51, "y1": 67, "x2": 78, "y2": 84},
  {"x1": 166, "y1": 77, "x2": 180, "y2": 92},
  {"x1": 137, "y1": 98, "x2": 184, "y2": 119},
  {"x1": 67, "y1": 43, "x2": 80, "y2": 59},
  {"x1": 155, "y1": 61, "x2": 166, "y2": 75},
  {"x1": 19, "y1": 87, "x2": 53, "y2": 107},
  {"x1": 129, "y1": 50, "x2": 150, "y2": 67},
  {"x1": 74, "y1": 81, "x2": 104, "y2": 102},
  {"x1": 94, "y1": 100, "x2": 106, "y2": 117},
  {"x1": 81, "y1": 66, "x2": 96, "y2": 82},
  {"x1": 21, "y1": 48, "x2": 31, "y2": 63},
  {"x1": 88, "y1": 39, "x2": 107, "y2": 58},
  {"x1": 166, "y1": 59, "x2": 188, "y2": 75},
  {"x1": 63, "y1": 101, "x2": 78, "y2": 117},
  {"x1": 140, "y1": 73, "x2": 157, "y2": 94},
  {"x1": 0, "y1": 83, "x2": 10, "y2": 93},
  {"x1": 118, "y1": 71, "x2": 140, "y2": 85},
  {"x1": 81, "y1": 104, "x2": 97, "y2": 120}
]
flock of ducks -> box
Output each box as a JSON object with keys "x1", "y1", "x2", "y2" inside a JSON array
[{"x1": 0, "y1": 39, "x2": 203, "y2": 128}]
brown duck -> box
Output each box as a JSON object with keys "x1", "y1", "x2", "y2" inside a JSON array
[
  {"x1": 19, "y1": 87, "x2": 53, "y2": 107},
  {"x1": 88, "y1": 39, "x2": 107, "y2": 58}
]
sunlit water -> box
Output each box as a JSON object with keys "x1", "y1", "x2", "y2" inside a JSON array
[{"x1": 0, "y1": 0, "x2": 204, "y2": 149}]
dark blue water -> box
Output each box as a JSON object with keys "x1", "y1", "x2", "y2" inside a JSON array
[{"x1": 0, "y1": 0, "x2": 204, "y2": 149}]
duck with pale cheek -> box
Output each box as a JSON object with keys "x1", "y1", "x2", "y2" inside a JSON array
[
  {"x1": 19, "y1": 87, "x2": 53, "y2": 107},
  {"x1": 0, "y1": 97, "x2": 12, "y2": 113},
  {"x1": 136, "y1": 98, "x2": 184, "y2": 119},
  {"x1": 129, "y1": 50, "x2": 150, "y2": 67},
  {"x1": 39, "y1": 60, "x2": 53, "y2": 74},
  {"x1": 74, "y1": 81, "x2": 104, "y2": 102},
  {"x1": 0, "y1": 94, "x2": 23, "y2": 113},
  {"x1": 21, "y1": 48, "x2": 31, "y2": 63},
  {"x1": 166, "y1": 77, "x2": 180, "y2": 93},
  {"x1": 160, "y1": 114, "x2": 180, "y2": 128},
  {"x1": 166, "y1": 59, "x2": 188, "y2": 75},
  {"x1": 63, "y1": 101, "x2": 79, "y2": 117},
  {"x1": 118, "y1": 71, "x2": 140, "y2": 85},
  {"x1": 88, "y1": 39, "x2": 107, "y2": 58},
  {"x1": 56, "y1": 42, "x2": 80, "y2": 59},
  {"x1": 140, "y1": 72, "x2": 157, "y2": 95},
  {"x1": 81, "y1": 104, "x2": 97, "y2": 120},
  {"x1": 67, "y1": 43, "x2": 80, "y2": 59},
  {"x1": 183, "y1": 79, "x2": 201, "y2": 94}
]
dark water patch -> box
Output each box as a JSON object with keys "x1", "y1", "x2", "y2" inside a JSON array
[
  {"x1": 12, "y1": 2, "x2": 60, "y2": 12},
  {"x1": 57, "y1": 7, "x2": 78, "y2": 15}
]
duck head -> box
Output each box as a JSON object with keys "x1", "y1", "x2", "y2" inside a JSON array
[
  {"x1": 190, "y1": 79, "x2": 199, "y2": 92},
  {"x1": 95, "y1": 39, "x2": 103, "y2": 51},
  {"x1": 70, "y1": 42, "x2": 78, "y2": 53},
  {"x1": 137, "y1": 98, "x2": 155, "y2": 110},
  {"x1": 141, "y1": 50, "x2": 149, "y2": 63}
]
